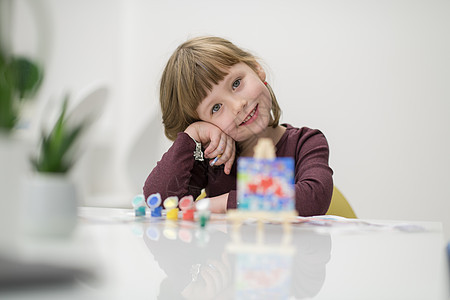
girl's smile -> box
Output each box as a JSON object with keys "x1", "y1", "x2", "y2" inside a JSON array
[{"x1": 239, "y1": 104, "x2": 258, "y2": 126}]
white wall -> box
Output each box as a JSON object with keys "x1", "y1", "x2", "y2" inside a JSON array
[{"x1": 11, "y1": 0, "x2": 450, "y2": 239}]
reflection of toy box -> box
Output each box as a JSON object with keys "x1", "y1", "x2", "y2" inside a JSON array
[
  {"x1": 237, "y1": 157, "x2": 295, "y2": 212},
  {"x1": 226, "y1": 227, "x2": 295, "y2": 299},
  {"x1": 234, "y1": 249, "x2": 292, "y2": 299}
]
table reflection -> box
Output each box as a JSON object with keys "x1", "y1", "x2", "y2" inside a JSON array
[{"x1": 143, "y1": 221, "x2": 331, "y2": 299}]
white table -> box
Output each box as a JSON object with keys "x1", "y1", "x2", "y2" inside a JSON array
[{"x1": 1, "y1": 207, "x2": 449, "y2": 300}]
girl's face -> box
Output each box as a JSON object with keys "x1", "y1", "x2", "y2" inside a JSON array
[{"x1": 196, "y1": 62, "x2": 272, "y2": 142}]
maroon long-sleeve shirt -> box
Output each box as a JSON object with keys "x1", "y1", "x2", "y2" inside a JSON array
[{"x1": 143, "y1": 124, "x2": 333, "y2": 216}]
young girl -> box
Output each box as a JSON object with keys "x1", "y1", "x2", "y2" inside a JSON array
[{"x1": 143, "y1": 36, "x2": 333, "y2": 216}]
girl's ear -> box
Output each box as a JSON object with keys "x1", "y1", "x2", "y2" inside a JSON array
[{"x1": 255, "y1": 63, "x2": 266, "y2": 82}]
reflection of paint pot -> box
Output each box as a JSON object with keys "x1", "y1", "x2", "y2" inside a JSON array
[
  {"x1": 163, "y1": 227, "x2": 177, "y2": 240},
  {"x1": 131, "y1": 224, "x2": 144, "y2": 237},
  {"x1": 195, "y1": 229, "x2": 210, "y2": 246},
  {"x1": 146, "y1": 226, "x2": 160, "y2": 241},
  {"x1": 178, "y1": 228, "x2": 193, "y2": 243},
  {"x1": 147, "y1": 193, "x2": 162, "y2": 208}
]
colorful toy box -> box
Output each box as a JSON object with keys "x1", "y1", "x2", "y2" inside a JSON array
[
  {"x1": 237, "y1": 157, "x2": 294, "y2": 212},
  {"x1": 228, "y1": 138, "x2": 297, "y2": 224}
]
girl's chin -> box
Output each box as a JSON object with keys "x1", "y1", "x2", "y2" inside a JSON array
[
  {"x1": 236, "y1": 123, "x2": 268, "y2": 141},
  {"x1": 225, "y1": 116, "x2": 270, "y2": 142}
]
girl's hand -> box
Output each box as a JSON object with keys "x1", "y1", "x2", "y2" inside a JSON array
[
  {"x1": 208, "y1": 193, "x2": 228, "y2": 213},
  {"x1": 185, "y1": 122, "x2": 235, "y2": 175},
  {"x1": 195, "y1": 193, "x2": 228, "y2": 214}
]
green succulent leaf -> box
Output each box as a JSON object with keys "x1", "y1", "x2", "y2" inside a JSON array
[
  {"x1": 0, "y1": 53, "x2": 16, "y2": 130},
  {"x1": 31, "y1": 95, "x2": 87, "y2": 173},
  {"x1": 10, "y1": 57, "x2": 43, "y2": 100},
  {"x1": 0, "y1": 50, "x2": 43, "y2": 131}
]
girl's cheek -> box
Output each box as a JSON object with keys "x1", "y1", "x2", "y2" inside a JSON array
[
  {"x1": 223, "y1": 127, "x2": 234, "y2": 138},
  {"x1": 220, "y1": 119, "x2": 235, "y2": 134},
  {"x1": 223, "y1": 126, "x2": 238, "y2": 140}
]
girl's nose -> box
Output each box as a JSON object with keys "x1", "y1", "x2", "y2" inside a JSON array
[{"x1": 231, "y1": 97, "x2": 248, "y2": 115}]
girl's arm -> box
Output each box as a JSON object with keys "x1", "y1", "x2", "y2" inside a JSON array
[
  {"x1": 143, "y1": 121, "x2": 236, "y2": 206},
  {"x1": 292, "y1": 129, "x2": 334, "y2": 216},
  {"x1": 143, "y1": 132, "x2": 208, "y2": 201}
]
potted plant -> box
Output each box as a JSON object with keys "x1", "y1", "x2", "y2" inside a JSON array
[{"x1": 22, "y1": 95, "x2": 87, "y2": 237}]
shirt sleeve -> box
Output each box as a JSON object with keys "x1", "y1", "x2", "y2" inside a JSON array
[
  {"x1": 143, "y1": 132, "x2": 208, "y2": 204},
  {"x1": 226, "y1": 190, "x2": 237, "y2": 210},
  {"x1": 294, "y1": 129, "x2": 334, "y2": 216}
]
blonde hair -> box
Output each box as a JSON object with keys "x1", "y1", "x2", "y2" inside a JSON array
[{"x1": 160, "y1": 36, "x2": 281, "y2": 141}]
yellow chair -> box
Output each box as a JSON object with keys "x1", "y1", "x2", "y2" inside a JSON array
[{"x1": 326, "y1": 186, "x2": 357, "y2": 218}]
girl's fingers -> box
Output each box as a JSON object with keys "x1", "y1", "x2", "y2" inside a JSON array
[
  {"x1": 218, "y1": 136, "x2": 233, "y2": 161},
  {"x1": 222, "y1": 139, "x2": 235, "y2": 174},
  {"x1": 206, "y1": 133, "x2": 226, "y2": 158},
  {"x1": 204, "y1": 132, "x2": 224, "y2": 157},
  {"x1": 224, "y1": 156, "x2": 234, "y2": 175},
  {"x1": 199, "y1": 125, "x2": 236, "y2": 172}
]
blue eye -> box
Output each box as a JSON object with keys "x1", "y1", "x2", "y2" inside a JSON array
[
  {"x1": 212, "y1": 103, "x2": 222, "y2": 114},
  {"x1": 232, "y1": 79, "x2": 241, "y2": 89}
]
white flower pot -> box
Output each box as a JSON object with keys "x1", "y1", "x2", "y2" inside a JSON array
[
  {"x1": 0, "y1": 133, "x2": 28, "y2": 253},
  {"x1": 21, "y1": 173, "x2": 78, "y2": 237}
]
